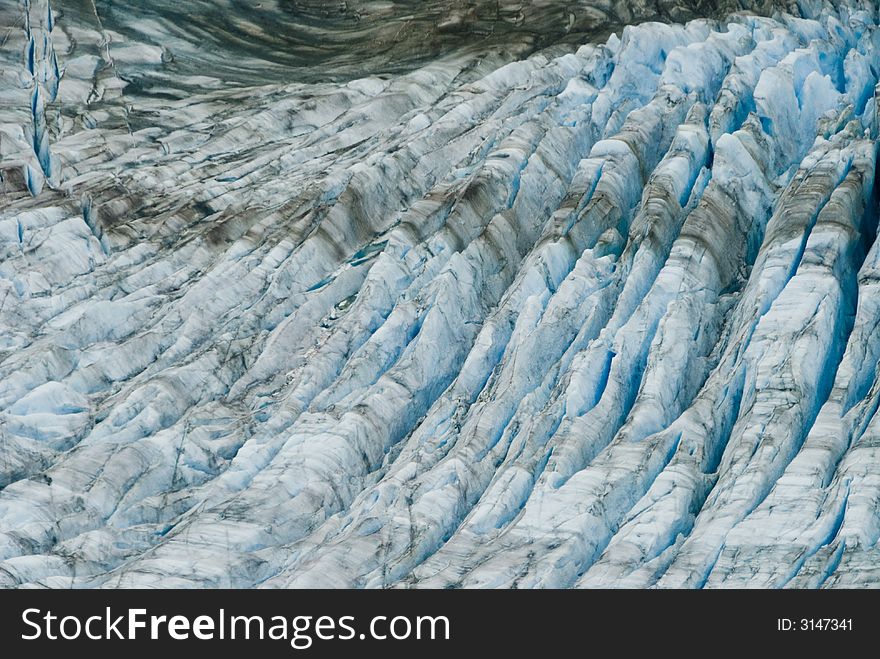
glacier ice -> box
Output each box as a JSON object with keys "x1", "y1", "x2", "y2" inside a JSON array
[{"x1": 2, "y1": 0, "x2": 880, "y2": 588}]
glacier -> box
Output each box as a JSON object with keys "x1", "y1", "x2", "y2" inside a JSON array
[{"x1": 2, "y1": 0, "x2": 880, "y2": 588}]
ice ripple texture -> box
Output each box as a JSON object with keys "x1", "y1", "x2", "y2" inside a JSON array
[{"x1": 3, "y1": 1, "x2": 880, "y2": 588}]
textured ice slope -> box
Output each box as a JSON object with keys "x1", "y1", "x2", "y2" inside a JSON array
[{"x1": 2, "y1": 1, "x2": 880, "y2": 588}]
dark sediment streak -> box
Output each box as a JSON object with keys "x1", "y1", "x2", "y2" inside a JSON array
[{"x1": 59, "y1": 1, "x2": 810, "y2": 85}]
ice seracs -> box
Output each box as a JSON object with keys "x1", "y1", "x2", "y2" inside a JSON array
[{"x1": 1, "y1": 0, "x2": 880, "y2": 588}]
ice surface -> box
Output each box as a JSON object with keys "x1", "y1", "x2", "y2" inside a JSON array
[{"x1": 2, "y1": 0, "x2": 880, "y2": 588}]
